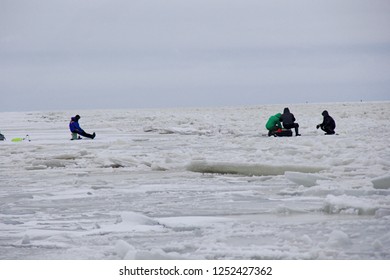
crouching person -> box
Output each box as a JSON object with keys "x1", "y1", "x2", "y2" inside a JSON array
[
  {"x1": 265, "y1": 113, "x2": 282, "y2": 137},
  {"x1": 280, "y1": 107, "x2": 301, "y2": 136},
  {"x1": 317, "y1": 110, "x2": 336, "y2": 135},
  {"x1": 69, "y1": 115, "x2": 96, "y2": 140}
]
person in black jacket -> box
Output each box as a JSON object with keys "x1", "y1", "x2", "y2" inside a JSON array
[
  {"x1": 317, "y1": 110, "x2": 336, "y2": 135},
  {"x1": 280, "y1": 107, "x2": 300, "y2": 136}
]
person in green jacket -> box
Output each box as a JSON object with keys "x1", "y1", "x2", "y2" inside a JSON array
[{"x1": 265, "y1": 113, "x2": 282, "y2": 137}]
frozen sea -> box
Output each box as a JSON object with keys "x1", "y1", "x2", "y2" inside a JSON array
[{"x1": 0, "y1": 102, "x2": 390, "y2": 260}]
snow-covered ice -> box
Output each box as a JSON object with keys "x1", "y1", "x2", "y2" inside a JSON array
[{"x1": 0, "y1": 102, "x2": 389, "y2": 260}]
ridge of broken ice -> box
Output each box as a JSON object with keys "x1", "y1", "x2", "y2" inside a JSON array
[{"x1": 187, "y1": 160, "x2": 326, "y2": 176}]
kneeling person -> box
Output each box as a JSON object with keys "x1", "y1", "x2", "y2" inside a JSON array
[{"x1": 265, "y1": 113, "x2": 282, "y2": 136}]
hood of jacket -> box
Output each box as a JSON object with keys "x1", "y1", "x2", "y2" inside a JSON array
[
  {"x1": 71, "y1": 115, "x2": 80, "y2": 122},
  {"x1": 283, "y1": 108, "x2": 290, "y2": 114},
  {"x1": 322, "y1": 110, "x2": 329, "y2": 117}
]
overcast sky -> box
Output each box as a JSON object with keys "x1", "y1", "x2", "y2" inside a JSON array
[{"x1": 1, "y1": 0, "x2": 389, "y2": 112}]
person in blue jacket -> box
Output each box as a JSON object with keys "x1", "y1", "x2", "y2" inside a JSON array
[{"x1": 69, "y1": 115, "x2": 96, "y2": 139}]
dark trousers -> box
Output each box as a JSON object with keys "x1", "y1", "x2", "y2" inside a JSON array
[
  {"x1": 74, "y1": 130, "x2": 95, "y2": 139},
  {"x1": 283, "y1": 123, "x2": 299, "y2": 135},
  {"x1": 268, "y1": 126, "x2": 281, "y2": 136},
  {"x1": 321, "y1": 126, "x2": 335, "y2": 135}
]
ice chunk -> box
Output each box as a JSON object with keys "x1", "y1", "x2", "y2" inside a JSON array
[
  {"x1": 115, "y1": 240, "x2": 136, "y2": 259},
  {"x1": 187, "y1": 160, "x2": 325, "y2": 176},
  {"x1": 134, "y1": 248, "x2": 184, "y2": 260},
  {"x1": 117, "y1": 212, "x2": 159, "y2": 226},
  {"x1": 151, "y1": 163, "x2": 168, "y2": 171},
  {"x1": 21, "y1": 235, "x2": 31, "y2": 245},
  {"x1": 372, "y1": 175, "x2": 390, "y2": 189},
  {"x1": 52, "y1": 153, "x2": 78, "y2": 160},
  {"x1": 375, "y1": 208, "x2": 390, "y2": 218},
  {"x1": 327, "y1": 230, "x2": 352, "y2": 247},
  {"x1": 323, "y1": 195, "x2": 379, "y2": 215},
  {"x1": 285, "y1": 171, "x2": 329, "y2": 187}
]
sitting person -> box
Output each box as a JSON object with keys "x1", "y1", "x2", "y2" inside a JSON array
[
  {"x1": 265, "y1": 113, "x2": 282, "y2": 136},
  {"x1": 280, "y1": 107, "x2": 300, "y2": 136},
  {"x1": 69, "y1": 115, "x2": 96, "y2": 139},
  {"x1": 316, "y1": 110, "x2": 336, "y2": 135}
]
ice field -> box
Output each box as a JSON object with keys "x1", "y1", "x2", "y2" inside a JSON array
[{"x1": 1, "y1": 101, "x2": 390, "y2": 259}]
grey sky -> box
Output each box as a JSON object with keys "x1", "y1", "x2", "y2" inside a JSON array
[{"x1": 1, "y1": 0, "x2": 389, "y2": 112}]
